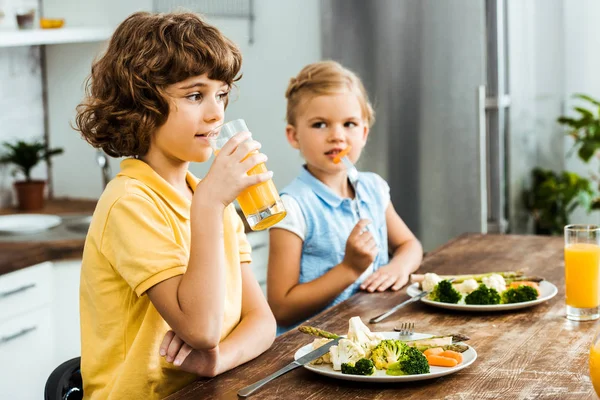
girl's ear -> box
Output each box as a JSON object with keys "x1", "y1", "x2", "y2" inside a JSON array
[
  {"x1": 286, "y1": 124, "x2": 300, "y2": 149},
  {"x1": 362, "y1": 124, "x2": 370, "y2": 142}
]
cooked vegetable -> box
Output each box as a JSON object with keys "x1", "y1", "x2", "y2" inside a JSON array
[
  {"x1": 330, "y1": 339, "x2": 366, "y2": 371},
  {"x1": 508, "y1": 281, "x2": 540, "y2": 296},
  {"x1": 423, "y1": 347, "x2": 444, "y2": 357},
  {"x1": 464, "y1": 284, "x2": 501, "y2": 305},
  {"x1": 341, "y1": 358, "x2": 375, "y2": 375},
  {"x1": 403, "y1": 336, "x2": 453, "y2": 347},
  {"x1": 385, "y1": 346, "x2": 430, "y2": 375},
  {"x1": 370, "y1": 339, "x2": 405, "y2": 370},
  {"x1": 414, "y1": 343, "x2": 469, "y2": 353},
  {"x1": 501, "y1": 285, "x2": 539, "y2": 303},
  {"x1": 438, "y1": 350, "x2": 463, "y2": 364},
  {"x1": 426, "y1": 354, "x2": 458, "y2": 367},
  {"x1": 298, "y1": 326, "x2": 339, "y2": 339},
  {"x1": 429, "y1": 280, "x2": 462, "y2": 304}
]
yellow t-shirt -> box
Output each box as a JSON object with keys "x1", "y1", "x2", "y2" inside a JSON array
[{"x1": 80, "y1": 158, "x2": 251, "y2": 400}]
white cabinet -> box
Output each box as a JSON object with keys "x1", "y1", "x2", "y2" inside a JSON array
[{"x1": 0, "y1": 259, "x2": 81, "y2": 399}]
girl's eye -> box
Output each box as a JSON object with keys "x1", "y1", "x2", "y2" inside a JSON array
[
  {"x1": 344, "y1": 121, "x2": 357, "y2": 128},
  {"x1": 311, "y1": 122, "x2": 326, "y2": 129},
  {"x1": 187, "y1": 93, "x2": 202, "y2": 102}
]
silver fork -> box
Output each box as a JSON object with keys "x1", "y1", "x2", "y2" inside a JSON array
[{"x1": 394, "y1": 322, "x2": 415, "y2": 337}]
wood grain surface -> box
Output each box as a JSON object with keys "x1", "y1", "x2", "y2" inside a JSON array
[{"x1": 166, "y1": 234, "x2": 599, "y2": 400}]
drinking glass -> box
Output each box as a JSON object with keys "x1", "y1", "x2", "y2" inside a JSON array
[
  {"x1": 208, "y1": 119, "x2": 286, "y2": 231},
  {"x1": 590, "y1": 329, "x2": 600, "y2": 397},
  {"x1": 564, "y1": 224, "x2": 600, "y2": 321}
]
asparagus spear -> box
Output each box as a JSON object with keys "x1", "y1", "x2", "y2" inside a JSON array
[
  {"x1": 298, "y1": 326, "x2": 340, "y2": 339},
  {"x1": 414, "y1": 343, "x2": 470, "y2": 353},
  {"x1": 411, "y1": 271, "x2": 525, "y2": 286}
]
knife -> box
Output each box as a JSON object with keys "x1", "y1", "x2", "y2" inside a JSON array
[
  {"x1": 238, "y1": 337, "x2": 341, "y2": 397},
  {"x1": 369, "y1": 290, "x2": 430, "y2": 324}
]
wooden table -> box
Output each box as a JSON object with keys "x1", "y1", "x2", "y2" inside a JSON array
[{"x1": 167, "y1": 234, "x2": 599, "y2": 400}]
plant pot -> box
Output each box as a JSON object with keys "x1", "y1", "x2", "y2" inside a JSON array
[{"x1": 14, "y1": 180, "x2": 46, "y2": 211}]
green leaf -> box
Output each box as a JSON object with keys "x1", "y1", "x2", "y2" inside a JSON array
[
  {"x1": 574, "y1": 93, "x2": 600, "y2": 107},
  {"x1": 578, "y1": 142, "x2": 599, "y2": 162}
]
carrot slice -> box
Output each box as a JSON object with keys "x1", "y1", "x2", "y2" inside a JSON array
[
  {"x1": 438, "y1": 350, "x2": 463, "y2": 364},
  {"x1": 423, "y1": 347, "x2": 445, "y2": 357},
  {"x1": 426, "y1": 354, "x2": 458, "y2": 367},
  {"x1": 333, "y1": 145, "x2": 352, "y2": 164}
]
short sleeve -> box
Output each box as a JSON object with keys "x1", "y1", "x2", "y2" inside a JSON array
[
  {"x1": 269, "y1": 194, "x2": 306, "y2": 240},
  {"x1": 231, "y1": 206, "x2": 252, "y2": 263},
  {"x1": 374, "y1": 174, "x2": 391, "y2": 209},
  {"x1": 101, "y1": 194, "x2": 188, "y2": 297}
]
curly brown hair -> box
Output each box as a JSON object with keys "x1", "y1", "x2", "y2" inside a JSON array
[
  {"x1": 285, "y1": 61, "x2": 374, "y2": 127},
  {"x1": 75, "y1": 11, "x2": 242, "y2": 158}
]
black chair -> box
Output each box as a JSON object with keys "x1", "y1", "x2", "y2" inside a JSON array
[{"x1": 44, "y1": 357, "x2": 83, "y2": 400}]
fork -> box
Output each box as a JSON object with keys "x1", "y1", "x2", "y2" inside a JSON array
[{"x1": 394, "y1": 322, "x2": 415, "y2": 337}]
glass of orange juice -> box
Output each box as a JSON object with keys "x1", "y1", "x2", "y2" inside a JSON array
[
  {"x1": 591, "y1": 330, "x2": 600, "y2": 397},
  {"x1": 208, "y1": 119, "x2": 286, "y2": 231},
  {"x1": 564, "y1": 224, "x2": 600, "y2": 321}
]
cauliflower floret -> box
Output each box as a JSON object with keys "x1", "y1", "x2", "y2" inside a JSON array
[
  {"x1": 329, "y1": 338, "x2": 366, "y2": 371},
  {"x1": 457, "y1": 278, "x2": 479, "y2": 295},
  {"x1": 421, "y1": 273, "x2": 442, "y2": 292},
  {"x1": 347, "y1": 316, "x2": 384, "y2": 356},
  {"x1": 311, "y1": 338, "x2": 332, "y2": 365},
  {"x1": 482, "y1": 274, "x2": 506, "y2": 294}
]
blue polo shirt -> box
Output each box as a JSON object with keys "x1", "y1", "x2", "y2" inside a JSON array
[{"x1": 273, "y1": 166, "x2": 390, "y2": 333}]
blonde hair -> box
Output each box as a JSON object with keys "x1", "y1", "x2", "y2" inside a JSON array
[{"x1": 285, "y1": 60, "x2": 374, "y2": 127}]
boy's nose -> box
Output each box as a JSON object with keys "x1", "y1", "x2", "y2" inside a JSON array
[{"x1": 327, "y1": 125, "x2": 345, "y2": 142}]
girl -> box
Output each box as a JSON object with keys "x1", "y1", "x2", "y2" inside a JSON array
[
  {"x1": 76, "y1": 12, "x2": 275, "y2": 399},
  {"x1": 268, "y1": 61, "x2": 423, "y2": 333}
]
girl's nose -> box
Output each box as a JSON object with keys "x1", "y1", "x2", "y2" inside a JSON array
[
  {"x1": 327, "y1": 125, "x2": 345, "y2": 142},
  {"x1": 203, "y1": 98, "x2": 224, "y2": 124}
]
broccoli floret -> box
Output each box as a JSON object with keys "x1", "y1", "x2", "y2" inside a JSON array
[
  {"x1": 502, "y1": 285, "x2": 538, "y2": 303},
  {"x1": 370, "y1": 339, "x2": 405, "y2": 370},
  {"x1": 464, "y1": 284, "x2": 501, "y2": 305},
  {"x1": 429, "y1": 279, "x2": 462, "y2": 304},
  {"x1": 386, "y1": 345, "x2": 430, "y2": 376},
  {"x1": 341, "y1": 358, "x2": 375, "y2": 375}
]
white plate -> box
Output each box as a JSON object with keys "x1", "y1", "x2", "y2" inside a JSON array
[
  {"x1": 0, "y1": 214, "x2": 62, "y2": 234},
  {"x1": 406, "y1": 280, "x2": 558, "y2": 311},
  {"x1": 294, "y1": 332, "x2": 477, "y2": 382}
]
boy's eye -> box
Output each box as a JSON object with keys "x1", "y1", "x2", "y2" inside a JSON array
[
  {"x1": 344, "y1": 121, "x2": 357, "y2": 128},
  {"x1": 217, "y1": 91, "x2": 230, "y2": 102},
  {"x1": 187, "y1": 93, "x2": 202, "y2": 102},
  {"x1": 311, "y1": 122, "x2": 326, "y2": 129}
]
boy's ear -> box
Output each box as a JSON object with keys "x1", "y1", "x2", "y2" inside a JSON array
[
  {"x1": 362, "y1": 125, "x2": 370, "y2": 142},
  {"x1": 285, "y1": 124, "x2": 300, "y2": 149}
]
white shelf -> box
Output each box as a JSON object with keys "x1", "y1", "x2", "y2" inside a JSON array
[{"x1": 0, "y1": 27, "x2": 113, "y2": 48}]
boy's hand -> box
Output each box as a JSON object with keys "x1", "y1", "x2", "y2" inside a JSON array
[
  {"x1": 197, "y1": 131, "x2": 273, "y2": 207},
  {"x1": 342, "y1": 219, "x2": 378, "y2": 275},
  {"x1": 360, "y1": 264, "x2": 410, "y2": 292},
  {"x1": 160, "y1": 330, "x2": 221, "y2": 377}
]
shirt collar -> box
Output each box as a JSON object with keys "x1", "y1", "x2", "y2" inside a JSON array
[
  {"x1": 117, "y1": 158, "x2": 199, "y2": 220},
  {"x1": 297, "y1": 165, "x2": 371, "y2": 207}
]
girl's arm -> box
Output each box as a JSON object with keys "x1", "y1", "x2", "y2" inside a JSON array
[
  {"x1": 267, "y1": 219, "x2": 374, "y2": 327},
  {"x1": 360, "y1": 202, "x2": 423, "y2": 292}
]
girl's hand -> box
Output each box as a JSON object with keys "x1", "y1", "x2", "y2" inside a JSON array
[
  {"x1": 360, "y1": 263, "x2": 410, "y2": 292},
  {"x1": 196, "y1": 131, "x2": 273, "y2": 207},
  {"x1": 342, "y1": 219, "x2": 378, "y2": 275},
  {"x1": 160, "y1": 330, "x2": 221, "y2": 377}
]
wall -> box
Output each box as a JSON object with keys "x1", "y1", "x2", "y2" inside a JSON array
[
  {"x1": 506, "y1": 0, "x2": 565, "y2": 233},
  {"x1": 0, "y1": 46, "x2": 46, "y2": 208},
  {"x1": 563, "y1": 0, "x2": 600, "y2": 225},
  {"x1": 42, "y1": 0, "x2": 320, "y2": 200}
]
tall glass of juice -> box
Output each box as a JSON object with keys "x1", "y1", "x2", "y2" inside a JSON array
[
  {"x1": 208, "y1": 119, "x2": 286, "y2": 231},
  {"x1": 564, "y1": 224, "x2": 600, "y2": 321}
]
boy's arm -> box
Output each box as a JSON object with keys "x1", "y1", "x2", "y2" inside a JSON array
[
  {"x1": 267, "y1": 226, "x2": 367, "y2": 327},
  {"x1": 360, "y1": 202, "x2": 423, "y2": 292},
  {"x1": 171, "y1": 261, "x2": 276, "y2": 376},
  {"x1": 147, "y1": 200, "x2": 227, "y2": 349}
]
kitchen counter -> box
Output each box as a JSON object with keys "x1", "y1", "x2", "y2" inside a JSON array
[
  {"x1": 0, "y1": 198, "x2": 97, "y2": 276},
  {"x1": 166, "y1": 234, "x2": 595, "y2": 400}
]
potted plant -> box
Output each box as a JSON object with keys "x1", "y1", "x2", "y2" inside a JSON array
[
  {"x1": 558, "y1": 93, "x2": 600, "y2": 163},
  {"x1": 0, "y1": 139, "x2": 63, "y2": 210},
  {"x1": 523, "y1": 168, "x2": 596, "y2": 235}
]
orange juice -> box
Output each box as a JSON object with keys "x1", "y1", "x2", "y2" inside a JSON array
[
  {"x1": 215, "y1": 149, "x2": 286, "y2": 230},
  {"x1": 590, "y1": 342, "x2": 600, "y2": 396},
  {"x1": 565, "y1": 243, "x2": 600, "y2": 308}
]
